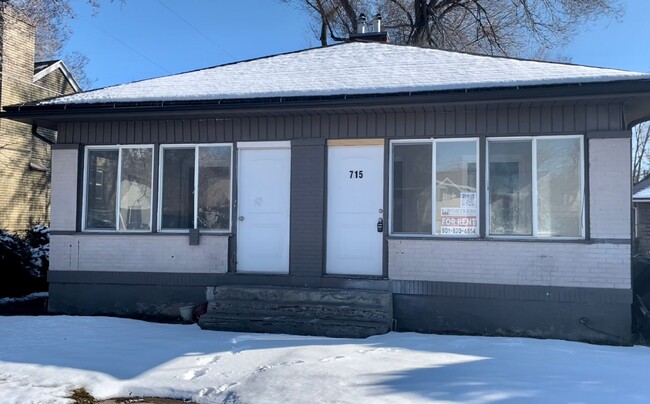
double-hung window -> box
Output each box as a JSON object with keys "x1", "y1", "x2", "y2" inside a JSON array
[
  {"x1": 487, "y1": 136, "x2": 584, "y2": 238},
  {"x1": 159, "y1": 144, "x2": 232, "y2": 232},
  {"x1": 83, "y1": 145, "x2": 154, "y2": 231},
  {"x1": 391, "y1": 138, "x2": 479, "y2": 236}
]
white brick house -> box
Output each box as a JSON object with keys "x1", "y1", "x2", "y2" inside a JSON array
[{"x1": 5, "y1": 42, "x2": 650, "y2": 343}]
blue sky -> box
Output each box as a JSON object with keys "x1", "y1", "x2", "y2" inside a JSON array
[{"x1": 61, "y1": 0, "x2": 650, "y2": 90}]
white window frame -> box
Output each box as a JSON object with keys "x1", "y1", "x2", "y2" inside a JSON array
[
  {"x1": 389, "y1": 137, "x2": 480, "y2": 238},
  {"x1": 486, "y1": 135, "x2": 585, "y2": 240},
  {"x1": 82, "y1": 144, "x2": 155, "y2": 232},
  {"x1": 158, "y1": 143, "x2": 233, "y2": 233}
]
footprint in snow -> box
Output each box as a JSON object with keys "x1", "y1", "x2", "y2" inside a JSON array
[
  {"x1": 217, "y1": 383, "x2": 238, "y2": 393},
  {"x1": 257, "y1": 360, "x2": 305, "y2": 372},
  {"x1": 196, "y1": 355, "x2": 220, "y2": 365},
  {"x1": 183, "y1": 367, "x2": 208, "y2": 380},
  {"x1": 357, "y1": 348, "x2": 399, "y2": 354},
  {"x1": 320, "y1": 355, "x2": 346, "y2": 362},
  {"x1": 199, "y1": 387, "x2": 216, "y2": 397},
  {"x1": 197, "y1": 383, "x2": 239, "y2": 397}
]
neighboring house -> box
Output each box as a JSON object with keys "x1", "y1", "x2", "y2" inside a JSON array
[
  {"x1": 0, "y1": 8, "x2": 80, "y2": 232},
  {"x1": 633, "y1": 176, "x2": 650, "y2": 256},
  {"x1": 5, "y1": 40, "x2": 650, "y2": 344}
]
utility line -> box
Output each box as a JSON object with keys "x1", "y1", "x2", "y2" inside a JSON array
[
  {"x1": 81, "y1": 19, "x2": 171, "y2": 75},
  {"x1": 157, "y1": 0, "x2": 235, "y2": 59}
]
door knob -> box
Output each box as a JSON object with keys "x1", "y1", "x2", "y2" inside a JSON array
[
  {"x1": 377, "y1": 218, "x2": 383, "y2": 232},
  {"x1": 239, "y1": 216, "x2": 245, "y2": 221}
]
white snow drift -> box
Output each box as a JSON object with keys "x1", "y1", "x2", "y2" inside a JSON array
[{"x1": 0, "y1": 316, "x2": 649, "y2": 403}]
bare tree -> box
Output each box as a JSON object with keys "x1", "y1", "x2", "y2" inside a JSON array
[
  {"x1": 633, "y1": 122, "x2": 650, "y2": 184},
  {"x1": 285, "y1": 0, "x2": 621, "y2": 58},
  {"x1": 0, "y1": 0, "x2": 123, "y2": 89}
]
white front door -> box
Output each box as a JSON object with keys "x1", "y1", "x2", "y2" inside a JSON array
[
  {"x1": 326, "y1": 143, "x2": 384, "y2": 276},
  {"x1": 237, "y1": 143, "x2": 291, "y2": 273}
]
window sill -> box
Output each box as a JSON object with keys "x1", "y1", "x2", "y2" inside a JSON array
[
  {"x1": 52, "y1": 230, "x2": 232, "y2": 237},
  {"x1": 387, "y1": 235, "x2": 590, "y2": 243}
]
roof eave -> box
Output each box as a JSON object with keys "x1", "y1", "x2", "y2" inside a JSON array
[{"x1": 5, "y1": 79, "x2": 650, "y2": 130}]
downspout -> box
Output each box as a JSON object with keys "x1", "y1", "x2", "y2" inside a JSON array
[{"x1": 31, "y1": 124, "x2": 53, "y2": 145}]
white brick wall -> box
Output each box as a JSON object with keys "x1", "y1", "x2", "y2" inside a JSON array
[
  {"x1": 589, "y1": 138, "x2": 631, "y2": 239},
  {"x1": 51, "y1": 149, "x2": 78, "y2": 231},
  {"x1": 388, "y1": 239, "x2": 630, "y2": 289},
  {"x1": 50, "y1": 234, "x2": 228, "y2": 273}
]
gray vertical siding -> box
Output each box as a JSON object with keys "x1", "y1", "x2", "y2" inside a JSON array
[
  {"x1": 289, "y1": 139, "x2": 326, "y2": 276},
  {"x1": 56, "y1": 102, "x2": 625, "y2": 144}
]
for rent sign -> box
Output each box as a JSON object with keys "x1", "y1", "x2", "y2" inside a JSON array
[{"x1": 440, "y1": 192, "x2": 478, "y2": 235}]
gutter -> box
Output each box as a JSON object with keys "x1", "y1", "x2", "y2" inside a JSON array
[{"x1": 4, "y1": 79, "x2": 650, "y2": 129}]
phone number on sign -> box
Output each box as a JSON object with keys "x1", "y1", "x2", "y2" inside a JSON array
[{"x1": 441, "y1": 227, "x2": 477, "y2": 235}]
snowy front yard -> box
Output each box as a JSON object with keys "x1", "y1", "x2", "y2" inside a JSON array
[{"x1": 1, "y1": 316, "x2": 649, "y2": 403}]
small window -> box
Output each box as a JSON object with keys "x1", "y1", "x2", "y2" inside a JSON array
[
  {"x1": 487, "y1": 136, "x2": 583, "y2": 238},
  {"x1": 159, "y1": 144, "x2": 232, "y2": 232},
  {"x1": 488, "y1": 140, "x2": 533, "y2": 236},
  {"x1": 84, "y1": 146, "x2": 154, "y2": 231},
  {"x1": 436, "y1": 140, "x2": 479, "y2": 236},
  {"x1": 390, "y1": 138, "x2": 479, "y2": 237},
  {"x1": 392, "y1": 143, "x2": 432, "y2": 234}
]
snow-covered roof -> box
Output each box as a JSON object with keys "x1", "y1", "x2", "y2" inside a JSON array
[
  {"x1": 634, "y1": 185, "x2": 650, "y2": 201},
  {"x1": 40, "y1": 42, "x2": 650, "y2": 106},
  {"x1": 33, "y1": 60, "x2": 82, "y2": 93}
]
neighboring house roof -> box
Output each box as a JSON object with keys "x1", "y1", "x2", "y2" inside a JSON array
[
  {"x1": 33, "y1": 59, "x2": 82, "y2": 93},
  {"x1": 634, "y1": 176, "x2": 650, "y2": 202},
  {"x1": 34, "y1": 60, "x2": 59, "y2": 74},
  {"x1": 35, "y1": 42, "x2": 650, "y2": 106}
]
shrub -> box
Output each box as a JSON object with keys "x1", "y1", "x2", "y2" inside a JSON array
[
  {"x1": 0, "y1": 225, "x2": 49, "y2": 297},
  {"x1": 24, "y1": 224, "x2": 49, "y2": 277}
]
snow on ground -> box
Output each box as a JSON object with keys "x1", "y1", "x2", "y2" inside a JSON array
[{"x1": 1, "y1": 316, "x2": 649, "y2": 404}]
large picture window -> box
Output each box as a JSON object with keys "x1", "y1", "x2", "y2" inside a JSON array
[
  {"x1": 84, "y1": 146, "x2": 153, "y2": 231},
  {"x1": 159, "y1": 144, "x2": 232, "y2": 232},
  {"x1": 487, "y1": 136, "x2": 583, "y2": 238},
  {"x1": 391, "y1": 139, "x2": 479, "y2": 237}
]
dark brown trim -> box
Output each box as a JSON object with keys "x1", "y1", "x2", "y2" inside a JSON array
[
  {"x1": 584, "y1": 135, "x2": 591, "y2": 240},
  {"x1": 230, "y1": 142, "x2": 239, "y2": 272},
  {"x1": 151, "y1": 143, "x2": 160, "y2": 233},
  {"x1": 382, "y1": 138, "x2": 389, "y2": 279},
  {"x1": 7, "y1": 80, "x2": 650, "y2": 129},
  {"x1": 390, "y1": 280, "x2": 631, "y2": 304},
  {"x1": 291, "y1": 138, "x2": 326, "y2": 146},
  {"x1": 47, "y1": 270, "x2": 631, "y2": 304},
  {"x1": 7, "y1": 79, "x2": 650, "y2": 118},
  {"x1": 586, "y1": 130, "x2": 630, "y2": 139},
  {"x1": 51, "y1": 143, "x2": 81, "y2": 150},
  {"x1": 75, "y1": 145, "x2": 84, "y2": 232},
  {"x1": 49, "y1": 230, "x2": 78, "y2": 235},
  {"x1": 49, "y1": 230, "x2": 231, "y2": 237},
  {"x1": 591, "y1": 238, "x2": 632, "y2": 245},
  {"x1": 479, "y1": 135, "x2": 487, "y2": 238},
  {"x1": 386, "y1": 235, "x2": 629, "y2": 245}
]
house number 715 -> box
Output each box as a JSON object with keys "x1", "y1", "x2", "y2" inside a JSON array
[{"x1": 349, "y1": 170, "x2": 363, "y2": 179}]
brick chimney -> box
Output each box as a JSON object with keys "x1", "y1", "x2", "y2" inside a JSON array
[{"x1": 0, "y1": 5, "x2": 36, "y2": 108}]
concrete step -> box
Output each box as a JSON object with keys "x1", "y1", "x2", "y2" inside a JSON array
[
  {"x1": 208, "y1": 285, "x2": 391, "y2": 308},
  {"x1": 207, "y1": 299, "x2": 391, "y2": 322},
  {"x1": 198, "y1": 313, "x2": 391, "y2": 338},
  {"x1": 199, "y1": 285, "x2": 393, "y2": 338}
]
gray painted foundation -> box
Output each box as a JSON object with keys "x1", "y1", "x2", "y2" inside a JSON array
[
  {"x1": 393, "y1": 294, "x2": 631, "y2": 344},
  {"x1": 47, "y1": 271, "x2": 631, "y2": 344}
]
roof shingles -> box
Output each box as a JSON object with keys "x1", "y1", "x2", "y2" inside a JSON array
[{"x1": 40, "y1": 42, "x2": 650, "y2": 106}]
